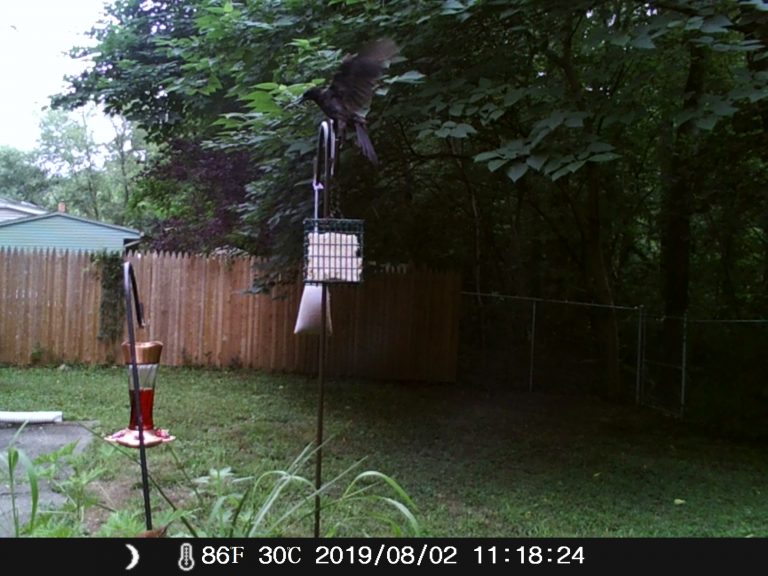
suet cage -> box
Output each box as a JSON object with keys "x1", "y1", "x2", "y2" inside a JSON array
[{"x1": 303, "y1": 218, "x2": 364, "y2": 285}]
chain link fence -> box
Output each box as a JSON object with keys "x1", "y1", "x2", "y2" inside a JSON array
[{"x1": 459, "y1": 292, "x2": 768, "y2": 438}]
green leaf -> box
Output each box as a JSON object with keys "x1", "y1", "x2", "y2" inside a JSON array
[
  {"x1": 587, "y1": 142, "x2": 614, "y2": 154},
  {"x1": 631, "y1": 34, "x2": 655, "y2": 49},
  {"x1": 254, "y1": 82, "x2": 279, "y2": 91},
  {"x1": 499, "y1": 139, "x2": 527, "y2": 159},
  {"x1": 695, "y1": 115, "x2": 719, "y2": 131},
  {"x1": 673, "y1": 109, "x2": 697, "y2": 128},
  {"x1": 474, "y1": 150, "x2": 500, "y2": 163},
  {"x1": 742, "y1": 0, "x2": 768, "y2": 10},
  {"x1": 442, "y1": 0, "x2": 466, "y2": 14},
  {"x1": 469, "y1": 90, "x2": 487, "y2": 104},
  {"x1": 19, "y1": 451, "x2": 39, "y2": 529},
  {"x1": 709, "y1": 98, "x2": 737, "y2": 117},
  {"x1": 488, "y1": 158, "x2": 508, "y2": 172},
  {"x1": 610, "y1": 34, "x2": 630, "y2": 47},
  {"x1": 390, "y1": 70, "x2": 426, "y2": 84},
  {"x1": 564, "y1": 112, "x2": 589, "y2": 128},
  {"x1": 506, "y1": 162, "x2": 529, "y2": 182},
  {"x1": 544, "y1": 110, "x2": 567, "y2": 129},
  {"x1": 504, "y1": 88, "x2": 524, "y2": 106},
  {"x1": 243, "y1": 20, "x2": 273, "y2": 31},
  {"x1": 543, "y1": 156, "x2": 567, "y2": 175},
  {"x1": 435, "y1": 121, "x2": 454, "y2": 138},
  {"x1": 526, "y1": 154, "x2": 548, "y2": 171},
  {"x1": 701, "y1": 15, "x2": 732, "y2": 34},
  {"x1": 242, "y1": 91, "x2": 280, "y2": 113},
  {"x1": 551, "y1": 160, "x2": 585, "y2": 180},
  {"x1": 588, "y1": 152, "x2": 621, "y2": 163},
  {"x1": 449, "y1": 123, "x2": 477, "y2": 138},
  {"x1": 685, "y1": 16, "x2": 704, "y2": 31}
]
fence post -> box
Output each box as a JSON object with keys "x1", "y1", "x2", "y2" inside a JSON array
[
  {"x1": 680, "y1": 312, "x2": 688, "y2": 418},
  {"x1": 635, "y1": 305, "x2": 644, "y2": 406},
  {"x1": 528, "y1": 300, "x2": 537, "y2": 393}
]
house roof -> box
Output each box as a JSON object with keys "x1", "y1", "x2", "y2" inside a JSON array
[
  {"x1": 0, "y1": 212, "x2": 142, "y2": 252},
  {"x1": 0, "y1": 197, "x2": 47, "y2": 222}
]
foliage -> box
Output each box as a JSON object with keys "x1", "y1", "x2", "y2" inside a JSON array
[
  {"x1": 0, "y1": 147, "x2": 49, "y2": 207},
  {"x1": 129, "y1": 140, "x2": 260, "y2": 253},
  {"x1": 52, "y1": 0, "x2": 768, "y2": 396},
  {"x1": 1, "y1": 425, "x2": 39, "y2": 536},
  {"x1": 35, "y1": 106, "x2": 149, "y2": 225},
  {"x1": 175, "y1": 444, "x2": 420, "y2": 537},
  {"x1": 91, "y1": 250, "x2": 125, "y2": 343},
  {"x1": 53, "y1": 0, "x2": 768, "y2": 297},
  {"x1": 3, "y1": 427, "x2": 419, "y2": 538}
]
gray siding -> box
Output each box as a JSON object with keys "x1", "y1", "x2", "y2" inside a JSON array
[
  {"x1": 0, "y1": 214, "x2": 140, "y2": 252},
  {"x1": 0, "y1": 206, "x2": 46, "y2": 222}
]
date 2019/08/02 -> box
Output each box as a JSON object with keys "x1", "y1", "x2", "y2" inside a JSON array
[{"x1": 194, "y1": 544, "x2": 585, "y2": 566}]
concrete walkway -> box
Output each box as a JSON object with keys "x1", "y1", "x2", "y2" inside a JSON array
[{"x1": 0, "y1": 422, "x2": 94, "y2": 537}]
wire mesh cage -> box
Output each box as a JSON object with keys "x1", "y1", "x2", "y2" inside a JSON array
[{"x1": 303, "y1": 218, "x2": 364, "y2": 284}]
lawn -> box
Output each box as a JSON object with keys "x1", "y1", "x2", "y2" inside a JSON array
[{"x1": 2, "y1": 365, "x2": 767, "y2": 537}]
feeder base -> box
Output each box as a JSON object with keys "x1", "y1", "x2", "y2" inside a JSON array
[{"x1": 105, "y1": 427, "x2": 175, "y2": 448}]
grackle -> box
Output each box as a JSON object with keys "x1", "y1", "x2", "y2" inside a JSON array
[{"x1": 300, "y1": 38, "x2": 398, "y2": 166}]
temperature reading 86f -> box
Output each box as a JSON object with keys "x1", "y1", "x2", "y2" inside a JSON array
[{"x1": 201, "y1": 546, "x2": 245, "y2": 565}]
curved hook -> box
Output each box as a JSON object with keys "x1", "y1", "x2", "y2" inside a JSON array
[
  {"x1": 124, "y1": 261, "x2": 144, "y2": 329},
  {"x1": 312, "y1": 119, "x2": 336, "y2": 220}
]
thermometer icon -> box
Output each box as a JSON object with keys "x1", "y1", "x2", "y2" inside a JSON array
[{"x1": 178, "y1": 542, "x2": 195, "y2": 572}]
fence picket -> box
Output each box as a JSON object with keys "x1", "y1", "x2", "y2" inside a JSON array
[{"x1": 0, "y1": 248, "x2": 459, "y2": 382}]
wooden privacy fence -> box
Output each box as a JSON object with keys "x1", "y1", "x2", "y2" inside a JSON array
[{"x1": 0, "y1": 249, "x2": 460, "y2": 382}]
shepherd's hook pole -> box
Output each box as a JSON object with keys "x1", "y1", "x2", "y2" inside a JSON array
[
  {"x1": 124, "y1": 261, "x2": 153, "y2": 531},
  {"x1": 314, "y1": 119, "x2": 335, "y2": 538}
]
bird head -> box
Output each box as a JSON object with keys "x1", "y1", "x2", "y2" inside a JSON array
[
  {"x1": 300, "y1": 87, "x2": 323, "y2": 103},
  {"x1": 285, "y1": 87, "x2": 321, "y2": 109}
]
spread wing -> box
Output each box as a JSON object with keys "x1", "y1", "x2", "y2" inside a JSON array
[{"x1": 328, "y1": 38, "x2": 398, "y2": 115}]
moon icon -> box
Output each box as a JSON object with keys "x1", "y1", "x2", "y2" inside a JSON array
[{"x1": 125, "y1": 544, "x2": 140, "y2": 571}]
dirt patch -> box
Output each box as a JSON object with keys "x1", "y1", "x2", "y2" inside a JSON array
[{"x1": 83, "y1": 477, "x2": 135, "y2": 535}]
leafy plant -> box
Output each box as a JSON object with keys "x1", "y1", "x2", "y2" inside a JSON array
[
  {"x1": 91, "y1": 250, "x2": 125, "y2": 343},
  {"x1": 1, "y1": 424, "x2": 43, "y2": 536},
  {"x1": 173, "y1": 442, "x2": 421, "y2": 538},
  {"x1": 4, "y1": 426, "x2": 419, "y2": 538}
]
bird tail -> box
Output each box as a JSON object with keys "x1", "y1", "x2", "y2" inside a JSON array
[{"x1": 355, "y1": 122, "x2": 378, "y2": 166}]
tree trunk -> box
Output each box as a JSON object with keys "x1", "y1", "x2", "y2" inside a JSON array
[
  {"x1": 658, "y1": 45, "x2": 705, "y2": 405},
  {"x1": 546, "y1": 15, "x2": 622, "y2": 397},
  {"x1": 584, "y1": 165, "x2": 622, "y2": 397}
]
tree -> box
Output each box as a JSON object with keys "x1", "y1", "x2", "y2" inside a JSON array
[
  {"x1": 36, "y1": 105, "x2": 149, "y2": 224},
  {"x1": 129, "y1": 139, "x2": 259, "y2": 253},
  {"x1": 0, "y1": 147, "x2": 49, "y2": 207},
  {"x1": 54, "y1": 0, "x2": 768, "y2": 402}
]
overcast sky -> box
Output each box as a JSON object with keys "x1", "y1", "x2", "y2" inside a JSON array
[{"x1": 0, "y1": 0, "x2": 111, "y2": 152}]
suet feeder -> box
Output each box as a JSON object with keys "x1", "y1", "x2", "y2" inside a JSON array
[{"x1": 303, "y1": 218, "x2": 364, "y2": 285}]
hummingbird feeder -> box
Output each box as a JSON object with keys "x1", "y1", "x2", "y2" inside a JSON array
[
  {"x1": 104, "y1": 261, "x2": 174, "y2": 531},
  {"x1": 105, "y1": 340, "x2": 175, "y2": 448}
]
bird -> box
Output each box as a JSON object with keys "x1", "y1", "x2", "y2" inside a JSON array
[{"x1": 300, "y1": 38, "x2": 398, "y2": 166}]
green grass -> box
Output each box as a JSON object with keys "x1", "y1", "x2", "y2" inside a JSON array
[{"x1": 2, "y1": 365, "x2": 767, "y2": 537}]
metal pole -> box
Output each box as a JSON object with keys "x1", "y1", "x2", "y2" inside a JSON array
[
  {"x1": 680, "y1": 312, "x2": 688, "y2": 418},
  {"x1": 123, "y1": 262, "x2": 152, "y2": 531},
  {"x1": 528, "y1": 301, "x2": 536, "y2": 392},
  {"x1": 313, "y1": 120, "x2": 334, "y2": 538},
  {"x1": 635, "y1": 305, "x2": 644, "y2": 406},
  {"x1": 314, "y1": 284, "x2": 326, "y2": 538}
]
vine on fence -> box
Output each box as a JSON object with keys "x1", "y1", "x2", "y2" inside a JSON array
[{"x1": 92, "y1": 250, "x2": 124, "y2": 343}]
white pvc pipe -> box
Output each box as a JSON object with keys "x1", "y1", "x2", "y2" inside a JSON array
[{"x1": 0, "y1": 411, "x2": 63, "y2": 424}]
